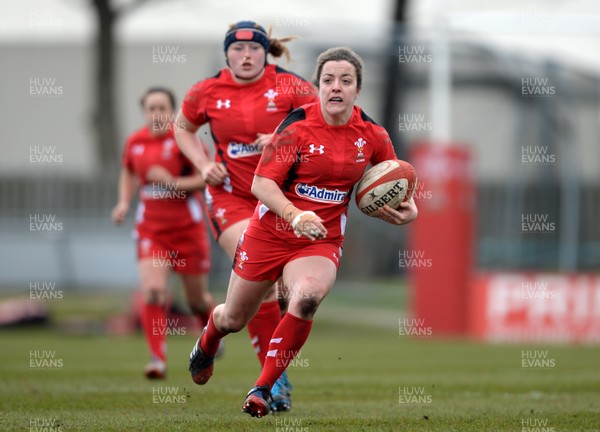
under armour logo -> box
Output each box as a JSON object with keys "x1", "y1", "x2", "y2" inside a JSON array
[
  {"x1": 216, "y1": 99, "x2": 231, "y2": 109},
  {"x1": 309, "y1": 144, "x2": 325, "y2": 154}
]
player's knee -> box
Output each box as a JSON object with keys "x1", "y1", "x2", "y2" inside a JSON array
[
  {"x1": 219, "y1": 311, "x2": 247, "y2": 333},
  {"x1": 144, "y1": 287, "x2": 166, "y2": 305},
  {"x1": 294, "y1": 276, "x2": 329, "y2": 319},
  {"x1": 297, "y1": 295, "x2": 320, "y2": 319}
]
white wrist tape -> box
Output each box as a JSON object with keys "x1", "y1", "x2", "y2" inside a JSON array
[{"x1": 291, "y1": 211, "x2": 316, "y2": 230}]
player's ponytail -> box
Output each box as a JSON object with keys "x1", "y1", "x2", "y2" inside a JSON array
[{"x1": 266, "y1": 27, "x2": 297, "y2": 64}]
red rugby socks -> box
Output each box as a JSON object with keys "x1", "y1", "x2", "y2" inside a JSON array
[
  {"x1": 247, "y1": 300, "x2": 282, "y2": 366},
  {"x1": 200, "y1": 310, "x2": 228, "y2": 357},
  {"x1": 141, "y1": 303, "x2": 166, "y2": 362},
  {"x1": 255, "y1": 312, "x2": 312, "y2": 389}
]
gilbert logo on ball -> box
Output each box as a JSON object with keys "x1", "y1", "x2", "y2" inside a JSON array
[{"x1": 355, "y1": 159, "x2": 417, "y2": 216}]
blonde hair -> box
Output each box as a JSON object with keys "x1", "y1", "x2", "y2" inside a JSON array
[{"x1": 266, "y1": 26, "x2": 297, "y2": 63}]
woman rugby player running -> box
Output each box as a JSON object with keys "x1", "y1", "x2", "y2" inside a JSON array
[
  {"x1": 112, "y1": 88, "x2": 215, "y2": 379},
  {"x1": 187, "y1": 47, "x2": 418, "y2": 417},
  {"x1": 175, "y1": 21, "x2": 318, "y2": 411}
]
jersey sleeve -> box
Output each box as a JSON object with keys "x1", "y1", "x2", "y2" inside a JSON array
[
  {"x1": 255, "y1": 122, "x2": 301, "y2": 184},
  {"x1": 181, "y1": 80, "x2": 210, "y2": 126},
  {"x1": 370, "y1": 126, "x2": 398, "y2": 165}
]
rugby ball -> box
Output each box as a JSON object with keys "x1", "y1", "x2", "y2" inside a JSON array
[{"x1": 355, "y1": 159, "x2": 417, "y2": 216}]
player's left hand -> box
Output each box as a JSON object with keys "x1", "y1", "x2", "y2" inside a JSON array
[
  {"x1": 292, "y1": 211, "x2": 328, "y2": 241},
  {"x1": 146, "y1": 165, "x2": 174, "y2": 184},
  {"x1": 253, "y1": 133, "x2": 273, "y2": 151},
  {"x1": 375, "y1": 199, "x2": 418, "y2": 225}
]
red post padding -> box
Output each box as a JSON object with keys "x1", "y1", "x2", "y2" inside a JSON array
[{"x1": 406, "y1": 143, "x2": 475, "y2": 336}]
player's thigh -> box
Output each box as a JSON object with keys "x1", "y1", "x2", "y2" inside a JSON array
[
  {"x1": 220, "y1": 219, "x2": 277, "y2": 303},
  {"x1": 138, "y1": 259, "x2": 170, "y2": 302},
  {"x1": 217, "y1": 219, "x2": 250, "y2": 259},
  {"x1": 282, "y1": 256, "x2": 337, "y2": 318},
  {"x1": 221, "y1": 270, "x2": 273, "y2": 329}
]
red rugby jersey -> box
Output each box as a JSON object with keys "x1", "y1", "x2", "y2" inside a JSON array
[
  {"x1": 253, "y1": 102, "x2": 398, "y2": 243},
  {"x1": 181, "y1": 64, "x2": 318, "y2": 200},
  {"x1": 122, "y1": 126, "x2": 204, "y2": 228}
]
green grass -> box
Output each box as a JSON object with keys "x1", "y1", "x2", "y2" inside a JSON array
[{"x1": 1, "y1": 283, "x2": 599, "y2": 431}]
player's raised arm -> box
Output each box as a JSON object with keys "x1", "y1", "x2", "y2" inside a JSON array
[{"x1": 174, "y1": 110, "x2": 227, "y2": 186}]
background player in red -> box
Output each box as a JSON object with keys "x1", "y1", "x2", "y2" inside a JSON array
[
  {"x1": 187, "y1": 47, "x2": 419, "y2": 417},
  {"x1": 112, "y1": 87, "x2": 216, "y2": 379},
  {"x1": 175, "y1": 20, "x2": 317, "y2": 410}
]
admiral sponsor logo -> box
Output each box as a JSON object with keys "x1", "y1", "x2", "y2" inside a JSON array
[
  {"x1": 361, "y1": 182, "x2": 405, "y2": 214},
  {"x1": 295, "y1": 183, "x2": 347, "y2": 203},
  {"x1": 227, "y1": 142, "x2": 262, "y2": 158}
]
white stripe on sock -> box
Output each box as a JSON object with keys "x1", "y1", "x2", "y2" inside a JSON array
[
  {"x1": 270, "y1": 337, "x2": 283, "y2": 344},
  {"x1": 267, "y1": 349, "x2": 278, "y2": 357}
]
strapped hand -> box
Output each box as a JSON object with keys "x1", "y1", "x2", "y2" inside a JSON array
[{"x1": 291, "y1": 211, "x2": 328, "y2": 241}]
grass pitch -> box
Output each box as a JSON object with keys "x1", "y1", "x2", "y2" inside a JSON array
[{"x1": 1, "y1": 283, "x2": 599, "y2": 431}]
